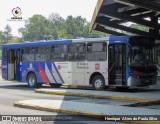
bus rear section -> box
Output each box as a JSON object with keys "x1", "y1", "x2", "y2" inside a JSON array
[{"x1": 2, "y1": 46, "x2": 22, "y2": 81}]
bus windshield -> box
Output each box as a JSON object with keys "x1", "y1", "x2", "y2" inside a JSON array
[{"x1": 129, "y1": 46, "x2": 154, "y2": 67}]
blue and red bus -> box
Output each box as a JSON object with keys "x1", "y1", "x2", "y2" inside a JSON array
[{"x1": 2, "y1": 36, "x2": 157, "y2": 90}]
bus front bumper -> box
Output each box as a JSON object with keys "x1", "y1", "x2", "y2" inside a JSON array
[{"x1": 127, "y1": 76, "x2": 157, "y2": 87}]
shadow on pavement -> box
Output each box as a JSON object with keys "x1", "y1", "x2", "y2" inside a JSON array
[
  {"x1": 0, "y1": 77, "x2": 159, "y2": 93},
  {"x1": 0, "y1": 83, "x2": 50, "y2": 91}
]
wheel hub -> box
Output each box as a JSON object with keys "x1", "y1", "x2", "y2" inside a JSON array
[
  {"x1": 29, "y1": 77, "x2": 35, "y2": 86},
  {"x1": 95, "y1": 79, "x2": 102, "y2": 89}
]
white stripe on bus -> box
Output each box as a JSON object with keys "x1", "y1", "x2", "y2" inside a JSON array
[
  {"x1": 52, "y1": 63, "x2": 62, "y2": 84},
  {"x1": 45, "y1": 63, "x2": 56, "y2": 83}
]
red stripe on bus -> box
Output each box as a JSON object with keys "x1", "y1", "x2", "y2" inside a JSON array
[{"x1": 38, "y1": 64, "x2": 48, "y2": 84}]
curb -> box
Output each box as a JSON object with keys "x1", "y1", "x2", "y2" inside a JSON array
[
  {"x1": 14, "y1": 101, "x2": 160, "y2": 124},
  {"x1": 35, "y1": 89, "x2": 159, "y2": 102},
  {"x1": 123, "y1": 100, "x2": 160, "y2": 107},
  {"x1": 14, "y1": 101, "x2": 103, "y2": 117}
]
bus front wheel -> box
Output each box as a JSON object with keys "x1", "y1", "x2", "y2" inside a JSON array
[
  {"x1": 92, "y1": 75, "x2": 105, "y2": 90},
  {"x1": 27, "y1": 73, "x2": 42, "y2": 88}
]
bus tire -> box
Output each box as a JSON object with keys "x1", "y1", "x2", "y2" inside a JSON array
[
  {"x1": 49, "y1": 83, "x2": 61, "y2": 88},
  {"x1": 92, "y1": 75, "x2": 105, "y2": 90},
  {"x1": 27, "y1": 73, "x2": 42, "y2": 88}
]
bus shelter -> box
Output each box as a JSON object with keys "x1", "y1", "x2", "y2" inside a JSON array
[
  {"x1": 90, "y1": 0, "x2": 160, "y2": 76},
  {"x1": 90, "y1": 0, "x2": 160, "y2": 40}
]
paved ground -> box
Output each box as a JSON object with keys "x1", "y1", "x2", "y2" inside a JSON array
[
  {"x1": 0, "y1": 78, "x2": 128, "y2": 124},
  {"x1": 35, "y1": 87, "x2": 160, "y2": 101},
  {"x1": 15, "y1": 99, "x2": 160, "y2": 115},
  {"x1": 0, "y1": 67, "x2": 159, "y2": 124},
  {"x1": 14, "y1": 81, "x2": 160, "y2": 124}
]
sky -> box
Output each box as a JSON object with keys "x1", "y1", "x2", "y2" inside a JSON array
[{"x1": 0, "y1": 0, "x2": 98, "y2": 37}]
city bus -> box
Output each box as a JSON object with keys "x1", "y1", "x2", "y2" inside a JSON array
[{"x1": 1, "y1": 36, "x2": 157, "y2": 90}]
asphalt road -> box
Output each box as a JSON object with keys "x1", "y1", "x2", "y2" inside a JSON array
[{"x1": 0, "y1": 78, "x2": 128, "y2": 124}]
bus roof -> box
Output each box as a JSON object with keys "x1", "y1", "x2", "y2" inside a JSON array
[
  {"x1": 2, "y1": 35, "x2": 138, "y2": 49},
  {"x1": 109, "y1": 35, "x2": 130, "y2": 44},
  {"x1": 2, "y1": 37, "x2": 110, "y2": 49}
]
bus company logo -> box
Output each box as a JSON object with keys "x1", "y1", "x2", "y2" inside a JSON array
[
  {"x1": 11, "y1": 7, "x2": 22, "y2": 20},
  {"x1": 58, "y1": 65, "x2": 61, "y2": 70},
  {"x1": 95, "y1": 63, "x2": 100, "y2": 70},
  {"x1": 27, "y1": 63, "x2": 34, "y2": 70}
]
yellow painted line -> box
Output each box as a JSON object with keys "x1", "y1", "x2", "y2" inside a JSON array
[
  {"x1": 35, "y1": 89, "x2": 159, "y2": 102},
  {"x1": 14, "y1": 101, "x2": 103, "y2": 117},
  {"x1": 14, "y1": 101, "x2": 160, "y2": 124}
]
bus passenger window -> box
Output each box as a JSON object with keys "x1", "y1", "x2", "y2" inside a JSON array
[
  {"x1": 45, "y1": 46, "x2": 51, "y2": 61},
  {"x1": 68, "y1": 43, "x2": 86, "y2": 61},
  {"x1": 77, "y1": 44, "x2": 86, "y2": 61},
  {"x1": 22, "y1": 47, "x2": 35, "y2": 62},
  {"x1": 51, "y1": 45, "x2": 68, "y2": 61},
  {"x1": 35, "y1": 46, "x2": 51, "y2": 61},
  {"x1": 35, "y1": 47, "x2": 40, "y2": 61},
  {"x1": 87, "y1": 42, "x2": 107, "y2": 61}
]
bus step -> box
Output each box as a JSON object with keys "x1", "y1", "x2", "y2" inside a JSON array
[
  {"x1": 115, "y1": 74, "x2": 122, "y2": 79},
  {"x1": 115, "y1": 70, "x2": 121, "y2": 74},
  {"x1": 114, "y1": 79, "x2": 122, "y2": 84}
]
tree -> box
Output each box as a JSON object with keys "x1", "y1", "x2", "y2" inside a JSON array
[
  {"x1": 48, "y1": 13, "x2": 66, "y2": 39},
  {"x1": 49, "y1": 13, "x2": 64, "y2": 22},
  {"x1": 23, "y1": 14, "x2": 54, "y2": 41},
  {"x1": 0, "y1": 31, "x2": 2, "y2": 43},
  {"x1": 18, "y1": 27, "x2": 26, "y2": 37},
  {"x1": 8, "y1": 36, "x2": 21, "y2": 43},
  {"x1": 83, "y1": 22, "x2": 105, "y2": 38},
  {"x1": 3, "y1": 25, "x2": 12, "y2": 44},
  {"x1": 19, "y1": 14, "x2": 105, "y2": 41},
  {"x1": 65, "y1": 16, "x2": 105, "y2": 38},
  {"x1": 65, "y1": 15, "x2": 87, "y2": 38}
]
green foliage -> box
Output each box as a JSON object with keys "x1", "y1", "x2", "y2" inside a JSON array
[
  {"x1": 8, "y1": 36, "x2": 21, "y2": 43},
  {"x1": 3, "y1": 25, "x2": 12, "y2": 44},
  {"x1": 65, "y1": 16, "x2": 86, "y2": 38},
  {"x1": 130, "y1": 24, "x2": 149, "y2": 32},
  {"x1": 0, "y1": 50, "x2": 1, "y2": 60},
  {"x1": 0, "y1": 25, "x2": 20, "y2": 45},
  {"x1": 19, "y1": 13, "x2": 105, "y2": 41},
  {"x1": 23, "y1": 15, "x2": 54, "y2": 41},
  {"x1": 0, "y1": 31, "x2": 2, "y2": 43}
]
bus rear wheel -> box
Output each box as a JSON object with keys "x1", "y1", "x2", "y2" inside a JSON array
[
  {"x1": 27, "y1": 73, "x2": 42, "y2": 88},
  {"x1": 92, "y1": 75, "x2": 105, "y2": 90},
  {"x1": 49, "y1": 83, "x2": 62, "y2": 88}
]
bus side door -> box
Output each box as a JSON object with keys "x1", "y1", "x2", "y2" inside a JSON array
[
  {"x1": 8, "y1": 49, "x2": 15, "y2": 80},
  {"x1": 108, "y1": 43, "x2": 126, "y2": 86},
  {"x1": 15, "y1": 49, "x2": 22, "y2": 81},
  {"x1": 2, "y1": 48, "x2": 8, "y2": 80},
  {"x1": 7, "y1": 49, "x2": 22, "y2": 81}
]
